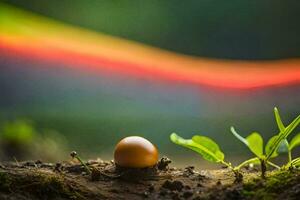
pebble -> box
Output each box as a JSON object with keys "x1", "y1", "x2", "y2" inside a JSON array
[
  {"x1": 35, "y1": 160, "x2": 43, "y2": 165},
  {"x1": 157, "y1": 157, "x2": 172, "y2": 171},
  {"x1": 24, "y1": 161, "x2": 37, "y2": 168},
  {"x1": 40, "y1": 163, "x2": 54, "y2": 168},
  {"x1": 162, "y1": 180, "x2": 184, "y2": 191},
  {"x1": 183, "y1": 191, "x2": 193, "y2": 198},
  {"x1": 197, "y1": 183, "x2": 203, "y2": 187},
  {"x1": 148, "y1": 184, "x2": 155, "y2": 192},
  {"x1": 143, "y1": 191, "x2": 149, "y2": 197}
]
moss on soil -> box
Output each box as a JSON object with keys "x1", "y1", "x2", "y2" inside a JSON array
[
  {"x1": 0, "y1": 169, "x2": 83, "y2": 199},
  {"x1": 242, "y1": 170, "x2": 300, "y2": 200}
]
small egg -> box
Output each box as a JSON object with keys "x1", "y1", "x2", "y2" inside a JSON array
[{"x1": 114, "y1": 136, "x2": 159, "y2": 168}]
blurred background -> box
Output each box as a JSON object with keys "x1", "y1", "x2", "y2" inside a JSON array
[{"x1": 0, "y1": 0, "x2": 300, "y2": 168}]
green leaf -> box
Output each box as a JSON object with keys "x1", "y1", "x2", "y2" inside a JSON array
[
  {"x1": 265, "y1": 138, "x2": 290, "y2": 157},
  {"x1": 289, "y1": 133, "x2": 300, "y2": 150},
  {"x1": 230, "y1": 127, "x2": 263, "y2": 157},
  {"x1": 246, "y1": 132, "x2": 264, "y2": 157},
  {"x1": 170, "y1": 133, "x2": 224, "y2": 163},
  {"x1": 265, "y1": 136, "x2": 279, "y2": 158},
  {"x1": 192, "y1": 136, "x2": 220, "y2": 153},
  {"x1": 277, "y1": 139, "x2": 289, "y2": 153},
  {"x1": 265, "y1": 137, "x2": 290, "y2": 157},
  {"x1": 266, "y1": 114, "x2": 300, "y2": 160},
  {"x1": 274, "y1": 107, "x2": 285, "y2": 132}
]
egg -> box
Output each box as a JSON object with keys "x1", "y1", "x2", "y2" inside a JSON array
[{"x1": 114, "y1": 136, "x2": 159, "y2": 168}]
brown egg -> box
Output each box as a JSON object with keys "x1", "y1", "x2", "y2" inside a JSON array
[{"x1": 114, "y1": 136, "x2": 159, "y2": 168}]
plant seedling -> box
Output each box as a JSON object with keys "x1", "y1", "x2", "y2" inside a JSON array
[
  {"x1": 269, "y1": 108, "x2": 300, "y2": 169},
  {"x1": 231, "y1": 107, "x2": 300, "y2": 178},
  {"x1": 169, "y1": 107, "x2": 299, "y2": 182},
  {"x1": 70, "y1": 151, "x2": 91, "y2": 174},
  {"x1": 170, "y1": 133, "x2": 243, "y2": 181},
  {"x1": 230, "y1": 127, "x2": 279, "y2": 178},
  {"x1": 287, "y1": 133, "x2": 300, "y2": 169}
]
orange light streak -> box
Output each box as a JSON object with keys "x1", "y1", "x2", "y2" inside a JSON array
[{"x1": 0, "y1": 4, "x2": 300, "y2": 89}]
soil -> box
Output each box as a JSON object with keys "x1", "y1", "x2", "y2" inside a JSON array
[{"x1": 0, "y1": 157, "x2": 299, "y2": 200}]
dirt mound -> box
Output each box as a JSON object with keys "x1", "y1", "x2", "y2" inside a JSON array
[{"x1": 0, "y1": 158, "x2": 299, "y2": 200}]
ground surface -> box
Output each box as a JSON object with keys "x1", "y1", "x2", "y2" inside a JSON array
[{"x1": 0, "y1": 157, "x2": 299, "y2": 200}]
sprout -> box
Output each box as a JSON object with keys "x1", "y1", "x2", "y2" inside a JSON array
[
  {"x1": 70, "y1": 151, "x2": 91, "y2": 174},
  {"x1": 170, "y1": 107, "x2": 300, "y2": 180}
]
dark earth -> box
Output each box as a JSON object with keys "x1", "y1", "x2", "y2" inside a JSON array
[{"x1": 0, "y1": 157, "x2": 299, "y2": 200}]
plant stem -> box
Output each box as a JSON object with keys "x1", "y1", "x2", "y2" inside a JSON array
[
  {"x1": 75, "y1": 156, "x2": 92, "y2": 174},
  {"x1": 291, "y1": 157, "x2": 300, "y2": 165},
  {"x1": 221, "y1": 161, "x2": 243, "y2": 182},
  {"x1": 288, "y1": 157, "x2": 300, "y2": 169},
  {"x1": 220, "y1": 160, "x2": 233, "y2": 169},
  {"x1": 288, "y1": 149, "x2": 292, "y2": 163},
  {"x1": 266, "y1": 161, "x2": 280, "y2": 170},
  {"x1": 281, "y1": 154, "x2": 298, "y2": 170},
  {"x1": 260, "y1": 159, "x2": 267, "y2": 179},
  {"x1": 235, "y1": 157, "x2": 259, "y2": 171}
]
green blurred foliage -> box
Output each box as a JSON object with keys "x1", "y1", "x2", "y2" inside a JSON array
[
  {"x1": 1, "y1": 120, "x2": 35, "y2": 145},
  {"x1": 0, "y1": 120, "x2": 68, "y2": 162},
  {"x1": 31, "y1": 130, "x2": 68, "y2": 162}
]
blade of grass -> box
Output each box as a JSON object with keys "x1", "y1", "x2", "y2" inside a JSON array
[
  {"x1": 274, "y1": 107, "x2": 285, "y2": 132},
  {"x1": 266, "y1": 114, "x2": 300, "y2": 160}
]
